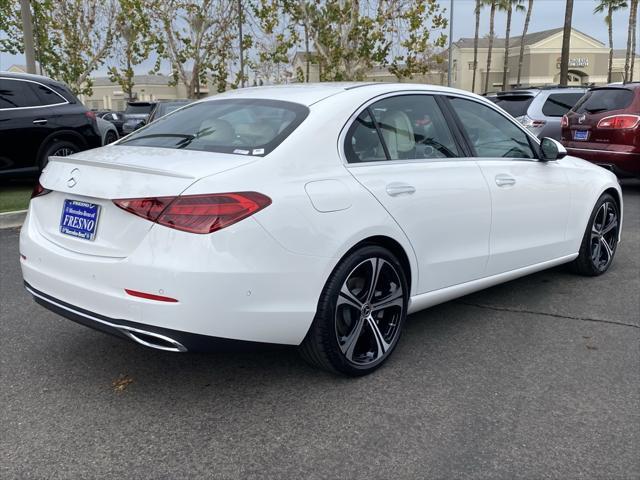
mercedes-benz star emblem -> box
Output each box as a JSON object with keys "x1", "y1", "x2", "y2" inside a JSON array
[{"x1": 67, "y1": 168, "x2": 80, "y2": 188}]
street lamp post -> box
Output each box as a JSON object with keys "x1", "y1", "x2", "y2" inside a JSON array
[
  {"x1": 447, "y1": 0, "x2": 454, "y2": 87},
  {"x1": 20, "y1": 0, "x2": 36, "y2": 74}
]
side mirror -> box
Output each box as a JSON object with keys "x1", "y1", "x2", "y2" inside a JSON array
[{"x1": 540, "y1": 137, "x2": 567, "y2": 161}]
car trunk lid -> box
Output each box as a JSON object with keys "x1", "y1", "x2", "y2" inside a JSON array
[{"x1": 32, "y1": 145, "x2": 257, "y2": 257}]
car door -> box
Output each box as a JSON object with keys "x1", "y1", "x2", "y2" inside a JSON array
[
  {"x1": 0, "y1": 78, "x2": 53, "y2": 173},
  {"x1": 344, "y1": 94, "x2": 492, "y2": 294},
  {"x1": 446, "y1": 96, "x2": 572, "y2": 276}
]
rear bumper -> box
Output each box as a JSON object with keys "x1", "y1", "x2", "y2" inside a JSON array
[
  {"x1": 565, "y1": 147, "x2": 640, "y2": 177},
  {"x1": 25, "y1": 282, "x2": 270, "y2": 352},
  {"x1": 20, "y1": 209, "x2": 331, "y2": 346}
]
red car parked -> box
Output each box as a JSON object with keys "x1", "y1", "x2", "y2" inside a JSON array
[{"x1": 561, "y1": 83, "x2": 640, "y2": 178}]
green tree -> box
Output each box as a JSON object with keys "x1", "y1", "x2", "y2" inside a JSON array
[
  {"x1": 151, "y1": 0, "x2": 238, "y2": 97},
  {"x1": 107, "y1": 0, "x2": 154, "y2": 101},
  {"x1": 624, "y1": 0, "x2": 638, "y2": 82},
  {"x1": 0, "y1": 0, "x2": 22, "y2": 55},
  {"x1": 311, "y1": 0, "x2": 447, "y2": 81},
  {"x1": 483, "y1": 0, "x2": 497, "y2": 93},
  {"x1": 516, "y1": 0, "x2": 533, "y2": 87},
  {"x1": 559, "y1": 0, "x2": 574, "y2": 86},
  {"x1": 500, "y1": 0, "x2": 525, "y2": 90},
  {"x1": 594, "y1": 0, "x2": 628, "y2": 83},
  {"x1": 471, "y1": 0, "x2": 487, "y2": 93}
]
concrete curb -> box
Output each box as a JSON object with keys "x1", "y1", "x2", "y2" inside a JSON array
[{"x1": 0, "y1": 210, "x2": 27, "y2": 229}]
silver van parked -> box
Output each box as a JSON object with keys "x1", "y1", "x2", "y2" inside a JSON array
[{"x1": 489, "y1": 87, "x2": 588, "y2": 140}]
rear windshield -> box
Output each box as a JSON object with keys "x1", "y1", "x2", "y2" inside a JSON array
[
  {"x1": 125, "y1": 104, "x2": 154, "y2": 114},
  {"x1": 492, "y1": 95, "x2": 535, "y2": 118},
  {"x1": 573, "y1": 88, "x2": 634, "y2": 114},
  {"x1": 541, "y1": 93, "x2": 585, "y2": 117},
  {"x1": 119, "y1": 98, "x2": 309, "y2": 156}
]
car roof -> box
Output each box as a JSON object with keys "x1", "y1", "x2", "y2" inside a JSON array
[
  {"x1": 0, "y1": 70, "x2": 69, "y2": 89},
  {"x1": 199, "y1": 82, "x2": 487, "y2": 107}
]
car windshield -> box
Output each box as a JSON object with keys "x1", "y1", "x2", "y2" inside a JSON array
[
  {"x1": 119, "y1": 98, "x2": 309, "y2": 156},
  {"x1": 492, "y1": 95, "x2": 535, "y2": 118},
  {"x1": 573, "y1": 88, "x2": 634, "y2": 114},
  {"x1": 126, "y1": 104, "x2": 154, "y2": 114}
]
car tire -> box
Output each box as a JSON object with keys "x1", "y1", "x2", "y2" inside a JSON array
[
  {"x1": 570, "y1": 193, "x2": 619, "y2": 276},
  {"x1": 104, "y1": 130, "x2": 118, "y2": 145},
  {"x1": 39, "y1": 140, "x2": 79, "y2": 169},
  {"x1": 299, "y1": 245, "x2": 409, "y2": 376}
]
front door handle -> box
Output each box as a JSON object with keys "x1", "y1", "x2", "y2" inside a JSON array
[
  {"x1": 33, "y1": 119, "x2": 47, "y2": 125},
  {"x1": 386, "y1": 182, "x2": 416, "y2": 197},
  {"x1": 495, "y1": 174, "x2": 516, "y2": 187}
]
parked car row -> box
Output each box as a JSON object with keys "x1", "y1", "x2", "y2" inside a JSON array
[
  {"x1": 487, "y1": 83, "x2": 639, "y2": 178},
  {"x1": 0, "y1": 71, "x2": 191, "y2": 178},
  {"x1": 1, "y1": 71, "x2": 638, "y2": 179}
]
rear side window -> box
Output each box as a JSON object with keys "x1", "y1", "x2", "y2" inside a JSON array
[
  {"x1": 31, "y1": 83, "x2": 66, "y2": 105},
  {"x1": 370, "y1": 95, "x2": 460, "y2": 160},
  {"x1": 492, "y1": 95, "x2": 535, "y2": 118},
  {"x1": 119, "y1": 99, "x2": 309, "y2": 156},
  {"x1": 449, "y1": 97, "x2": 535, "y2": 159},
  {"x1": 573, "y1": 89, "x2": 634, "y2": 114},
  {"x1": 126, "y1": 104, "x2": 154, "y2": 114},
  {"x1": 344, "y1": 110, "x2": 387, "y2": 163},
  {"x1": 344, "y1": 95, "x2": 460, "y2": 163},
  {"x1": 0, "y1": 79, "x2": 41, "y2": 109},
  {"x1": 542, "y1": 93, "x2": 585, "y2": 117}
]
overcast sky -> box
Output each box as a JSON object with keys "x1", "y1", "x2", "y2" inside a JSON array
[{"x1": 0, "y1": 0, "x2": 636, "y2": 74}]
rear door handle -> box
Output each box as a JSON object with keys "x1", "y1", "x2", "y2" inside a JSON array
[
  {"x1": 33, "y1": 119, "x2": 47, "y2": 125},
  {"x1": 386, "y1": 182, "x2": 416, "y2": 196},
  {"x1": 495, "y1": 174, "x2": 516, "y2": 187}
]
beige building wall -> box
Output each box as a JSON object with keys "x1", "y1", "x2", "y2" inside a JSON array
[{"x1": 451, "y1": 28, "x2": 639, "y2": 92}]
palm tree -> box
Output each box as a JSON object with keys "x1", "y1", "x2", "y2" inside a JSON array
[
  {"x1": 559, "y1": 0, "x2": 574, "y2": 86},
  {"x1": 471, "y1": 0, "x2": 484, "y2": 93},
  {"x1": 500, "y1": 0, "x2": 525, "y2": 91},
  {"x1": 594, "y1": 0, "x2": 628, "y2": 84},
  {"x1": 483, "y1": 0, "x2": 498, "y2": 93},
  {"x1": 625, "y1": 0, "x2": 638, "y2": 82},
  {"x1": 516, "y1": 0, "x2": 534, "y2": 87}
]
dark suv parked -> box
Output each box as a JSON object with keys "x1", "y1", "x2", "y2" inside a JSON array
[
  {"x1": 0, "y1": 72, "x2": 102, "y2": 176},
  {"x1": 561, "y1": 83, "x2": 640, "y2": 178}
]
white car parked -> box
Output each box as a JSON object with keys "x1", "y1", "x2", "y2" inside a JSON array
[{"x1": 20, "y1": 83, "x2": 623, "y2": 376}]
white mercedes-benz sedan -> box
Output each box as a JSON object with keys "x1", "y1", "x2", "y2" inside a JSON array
[{"x1": 20, "y1": 83, "x2": 623, "y2": 376}]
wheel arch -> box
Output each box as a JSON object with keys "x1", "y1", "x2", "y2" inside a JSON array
[
  {"x1": 601, "y1": 185, "x2": 623, "y2": 241},
  {"x1": 337, "y1": 235, "x2": 415, "y2": 295},
  {"x1": 37, "y1": 130, "x2": 88, "y2": 160}
]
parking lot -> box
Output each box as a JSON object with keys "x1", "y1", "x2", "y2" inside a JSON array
[{"x1": 0, "y1": 181, "x2": 638, "y2": 479}]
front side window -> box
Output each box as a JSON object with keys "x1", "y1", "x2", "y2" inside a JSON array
[
  {"x1": 119, "y1": 99, "x2": 309, "y2": 156},
  {"x1": 449, "y1": 97, "x2": 535, "y2": 159},
  {"x1": 344, "y1": 94, "x2": 460, "y2": 163}
]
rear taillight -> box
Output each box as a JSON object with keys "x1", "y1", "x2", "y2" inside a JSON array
[
  {"x1": 113, "y1": 192, "x2": 271, "y2": 234},
  {"x1": 85, "y1": 110, "x2": 97, "y2": 121},
  {"x1": 561, "y1": 115, "x2": 569, "y2": 128},
  {"x1": 31, "y1": 182, "x2": 51, "y2": 198},
  {"x1": 521, "y1": 116, "x2": 546, "y2": 129},
  {"x1": 596, "y1": 114, "x2": 640, "y2": 129}
]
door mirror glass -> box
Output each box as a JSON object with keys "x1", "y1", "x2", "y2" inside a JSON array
[{"x1": 540, "y1": 137, "x2": 567, "y2": 161}]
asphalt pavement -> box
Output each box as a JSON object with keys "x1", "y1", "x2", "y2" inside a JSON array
[{"x1": 1, "y1": 181, "x2": 638, "y2": 479}]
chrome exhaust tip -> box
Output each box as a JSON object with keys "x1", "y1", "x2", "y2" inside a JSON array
[{"x1": 118, "y1": 326, "x2": 188, "y2": 353}]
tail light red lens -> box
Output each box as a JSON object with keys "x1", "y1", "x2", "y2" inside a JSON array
[
  {"x1": 85, "y1": 110, "x2": 97, "y2": 121},
  {"x1": 561, "y1": 115, "x2": 569, "y2": 128},
  {"x1": 596, "y1": 114, "x2": 640, "y2": 129},
  {"x1": 113, "y1": 192, "x2": 271, "y2": 234},
  {"x1": 31, "y1": 182, "x2": 51, "y2": 198}
]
